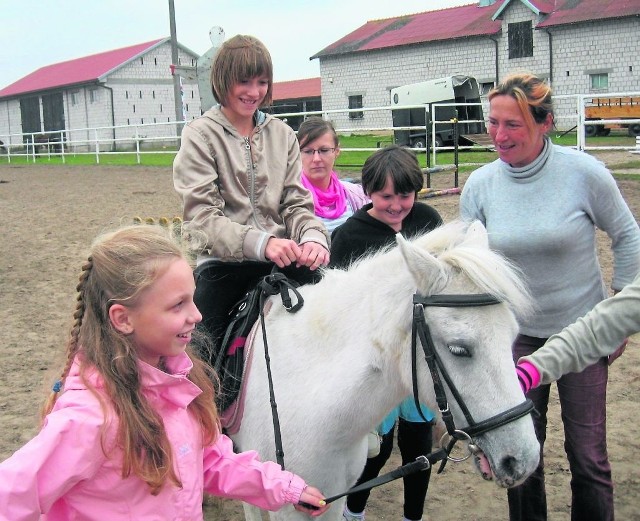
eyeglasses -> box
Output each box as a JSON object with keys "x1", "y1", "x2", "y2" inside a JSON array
[{"x1": 300, "y1": 147, "x2": 336, "y2": 157}]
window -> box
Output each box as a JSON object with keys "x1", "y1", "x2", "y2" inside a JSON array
[
  {"x1": 70, "y1": 91, "x2": 79, "y2": 106},
  {"x1": 508, "y1": 21, "x2": 533, "y2": 59},
  {"x1": 348, "y1": 95, "x2": 363, "y2": 120},
  {"x1": 590, "y1": 73, "x2": 608, "y2": 90},
  {"x1": 89, "y1": 89, "x2": 99, "y2": 103},
  {"x1": 480, "y1": 82, "x2": 495, "y2": 96}
]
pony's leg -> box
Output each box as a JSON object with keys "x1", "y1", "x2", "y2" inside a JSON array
[
  {"x1": 273, "y1": 502, "x2": 346, "y2": 521},
  {"x1": 242, "y1": 502, "x2": 266, "y2": 521}
]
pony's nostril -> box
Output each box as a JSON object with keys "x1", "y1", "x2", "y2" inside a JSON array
[{"x1": 501, "y1": 454, "x2": 518, "y2": 476}]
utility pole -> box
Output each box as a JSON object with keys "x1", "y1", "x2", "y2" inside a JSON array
[{"x1": 168, "y1": 0, "x2": 185, "y2": 136}]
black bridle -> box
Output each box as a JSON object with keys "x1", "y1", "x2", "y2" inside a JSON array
[
  {"x1": 411, "y1": 292, "x2": 535, "y2": 472},
  {"x1": 322, "y1": 291, "x2": 535, "y2": 505}
]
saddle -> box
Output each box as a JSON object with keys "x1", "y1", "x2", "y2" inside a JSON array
[{"x1": 212, "y1": 269, "x2": 304, "y2": 412}]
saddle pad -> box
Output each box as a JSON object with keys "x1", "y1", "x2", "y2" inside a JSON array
[{"x1": 219, "y1": 299, "x2": 272, "y2": 434}]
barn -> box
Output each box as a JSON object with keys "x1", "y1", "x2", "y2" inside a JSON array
[{"x1": 0, "y1": 38, "x2": 201, "y2": 150}]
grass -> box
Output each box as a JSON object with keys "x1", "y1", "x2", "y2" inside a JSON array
[
  {"x1": 1, "y1": 131, "x2": 637, "y2": 171},
  {"x1": 0, "y1": 151, "x2": 175, "y2": 167},
  {"x1": 613, "y1": 173, "x2": 640, "y2": 181}
]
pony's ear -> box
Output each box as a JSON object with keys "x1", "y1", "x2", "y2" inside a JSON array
[
  {"x1": 462, "y1": 220, "x2": 489, "y2": 249},
  {"x1": 396, "y1": 234, "x2": 447, "y2": 295}
]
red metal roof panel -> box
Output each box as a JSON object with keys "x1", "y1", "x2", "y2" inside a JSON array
[
  {"x1": 0, "y1": 39, "x2": 166, "y2": 98},
  {"x1": 313, "y1": 3, "x2": 504, "y2": 58},
  {"x1": 272, "y1": 77, "x2": 321, "y2": 101},
  {"x1": 537, "y1": 0, "x2": 640, "y2": 27},
  {"x1": 313, "y1": 0, "x2": 640, "y2": 58}
]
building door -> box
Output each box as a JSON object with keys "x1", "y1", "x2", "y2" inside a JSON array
[
  {"x1": 20, "y1": 96, "x2": 41, "y2": 139},
  {"x1": 42, "y1": 92, "x2": 65, "y2": 133}
]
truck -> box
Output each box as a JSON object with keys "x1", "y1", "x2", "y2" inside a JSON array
[
  {"x1": 390, "y1": 75, "x2": 486, "y2": 149},
  {"x1": 585, "y1": 96, "x2": 640, "y2": 137}
]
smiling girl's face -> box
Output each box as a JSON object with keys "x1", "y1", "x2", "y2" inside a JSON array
[
  {"x1": 221, "y1": 75, "x2": 269, "y2": 127},
  {"x1": 110, "y1": 258, "x2": 202, "y2": 367},
  {"x1": 367, "y1": 175, "x2": 415, "y2": 232}
]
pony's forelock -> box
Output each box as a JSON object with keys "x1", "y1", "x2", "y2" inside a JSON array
[{"x1": 411, "y1": 221, "x2": 534, "y2": 320}]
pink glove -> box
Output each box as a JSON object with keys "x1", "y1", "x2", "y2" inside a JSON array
[{"x1": 516, "y1": 361, "x2": 541, "y2": 394}]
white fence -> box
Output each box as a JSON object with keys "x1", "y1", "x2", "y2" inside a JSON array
[{"x1": 1, "y1": 93, "x2": 639, "y2": 166}]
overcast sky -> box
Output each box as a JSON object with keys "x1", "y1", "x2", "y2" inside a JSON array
[{"x1": 0, "y1": 0, "x2": 475, "y2": 90}]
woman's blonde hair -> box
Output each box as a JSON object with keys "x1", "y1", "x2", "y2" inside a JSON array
[
  {"x1": 211, "y1": 34, "x2": 273, "y2": 107},
  {"x1": 42, "y1": 224, "x2": 219, "y2": 495},
  {"x1": 489, "y1": 72, "x2": 554, "y2": 136}
]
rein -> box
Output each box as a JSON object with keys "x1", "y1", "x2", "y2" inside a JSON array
[{"x1": 256, "y1": 271, "x2": 304, "y2": 469}]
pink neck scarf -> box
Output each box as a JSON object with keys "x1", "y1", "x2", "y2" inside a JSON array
[{"x1": 301, "y1": 171, "x2": 347, "y2": 219}]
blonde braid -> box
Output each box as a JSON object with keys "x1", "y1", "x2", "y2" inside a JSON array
[{"x1": 40, "y1": 257, "x2": 93, "y2": 420}]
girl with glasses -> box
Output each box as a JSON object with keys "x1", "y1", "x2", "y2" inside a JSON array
[{"x1": 297, "y1": 117, "x2": 370, "y2": 233}]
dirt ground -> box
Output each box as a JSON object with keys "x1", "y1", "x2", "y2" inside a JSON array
[{"x1": 1, "y1": 151, "x2": 639, "y2": 520}]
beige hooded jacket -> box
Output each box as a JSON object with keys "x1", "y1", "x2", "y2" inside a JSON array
[{"x1": 174, "y1": 106, "x2": 329, "y2": 264}]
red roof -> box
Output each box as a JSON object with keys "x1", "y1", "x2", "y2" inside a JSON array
[
  {"x1": 537, "y1": 0, "x2": 640, "y2": 27},
  {"x1": 312, "y1": 3, "x2": 504, "y2": 58},
  {"x1": 0, "y1": 39, "x2": 166, "y2": 98},
  {"x1": 272, "y1": 77, "x2": 321, "y2": 101},
  {"x1": 313, "y1": 0, "x2": 640, "y2": 58}
]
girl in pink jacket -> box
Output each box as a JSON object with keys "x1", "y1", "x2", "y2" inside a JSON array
[{"x1": 0, "y1": 225, "x2": 328, "y2": 521}]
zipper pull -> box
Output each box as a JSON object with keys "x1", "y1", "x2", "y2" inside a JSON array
[{"x1": 244, "y1": 136, "x2": 251, "y2": 150}]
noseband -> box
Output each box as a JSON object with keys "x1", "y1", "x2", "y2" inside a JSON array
[{"x1": 411, "y1": 293, "x2": 534, "y2": 470}]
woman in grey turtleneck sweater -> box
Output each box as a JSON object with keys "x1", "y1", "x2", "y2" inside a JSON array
[{"x1": 460, "y1": 72, "x2": 640, "y2": 521}]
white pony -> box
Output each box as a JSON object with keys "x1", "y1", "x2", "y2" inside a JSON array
[{"x1": 230, "y1": 220, "x2": 540, "y2": 521}]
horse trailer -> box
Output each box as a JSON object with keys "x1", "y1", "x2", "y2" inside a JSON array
[{"x1": 390, "y1": 75, "x2": 486, "y2": 149}]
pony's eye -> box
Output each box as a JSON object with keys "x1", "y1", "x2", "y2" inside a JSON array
[{"x1": 448, "y1": 344, "x2": 471, "y2": 357}]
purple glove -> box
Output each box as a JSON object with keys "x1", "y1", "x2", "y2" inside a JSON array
[{"x1": 516, "y1": 361, "x2": 541, "y2": 394}]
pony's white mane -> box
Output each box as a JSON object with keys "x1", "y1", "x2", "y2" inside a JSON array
[
  {"x1": 326, "y1": 220, "x2": 533, "y2": 320},
  {"x1": 417, "y1": 220, "x2": 533, "y2": 317}
]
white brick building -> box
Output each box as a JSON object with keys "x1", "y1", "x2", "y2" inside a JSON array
[{"x1": 311, "y1": 0, "x2": 640, "y2": 132}]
